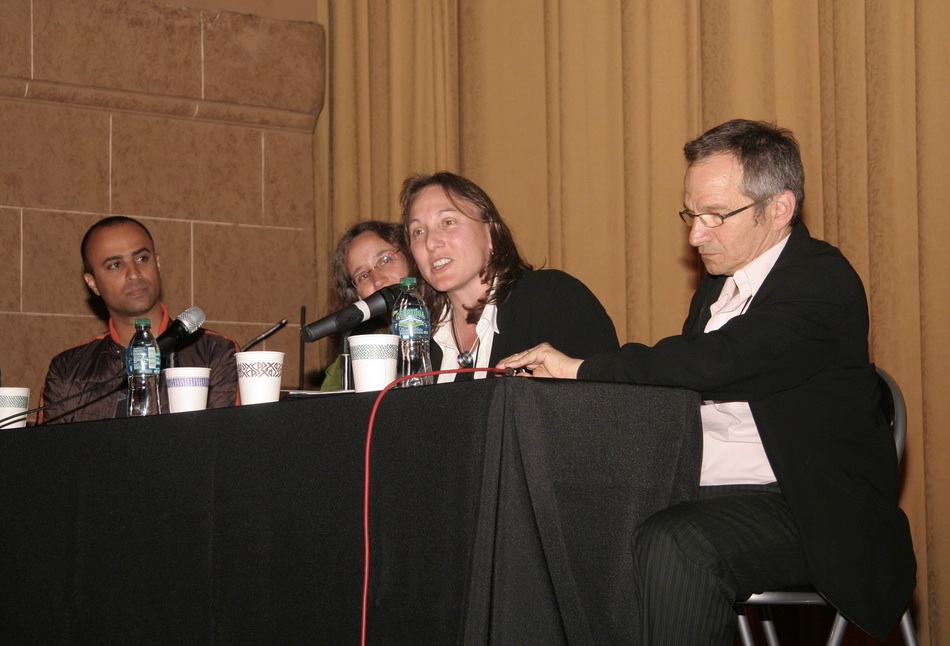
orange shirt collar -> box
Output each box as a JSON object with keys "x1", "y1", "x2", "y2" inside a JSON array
[{"x1": 108, "y1": 303, "x2": 170, "y2": 344}]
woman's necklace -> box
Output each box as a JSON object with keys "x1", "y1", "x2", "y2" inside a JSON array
[{"x1": 452, "y1": 316, "x2": 480, "y2": 368}]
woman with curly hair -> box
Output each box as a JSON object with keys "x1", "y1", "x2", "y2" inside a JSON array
[{"x1": 320, "y1": 220, "x2": 412, "y2": 390}]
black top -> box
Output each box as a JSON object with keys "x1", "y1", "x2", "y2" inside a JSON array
[
  {"x1": 579, "y1": 224, "x2": 916, "y2": 638},
  {"x1": 430, "y1": 268, "x2": 620, "y2": 369}
]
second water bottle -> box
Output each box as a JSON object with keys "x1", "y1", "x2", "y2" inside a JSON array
[{"x1": 391, "y1": 277, "x2": 433, "y2": 386}]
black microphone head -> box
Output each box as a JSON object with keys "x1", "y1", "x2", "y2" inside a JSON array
[
  {"x1": 178, "y1": 306, "x2": 206, "y2": 334},
  {"x1": 378, "y1": 284, "x2": 401, "y2": 309},
  {"x1": 361, "y1": 284, "x2": 402, "y2": 318},
  {"x1": 300, "y1": 284, "x2": 404, "y2": 344}
]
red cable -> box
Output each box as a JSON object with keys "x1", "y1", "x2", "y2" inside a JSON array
[{"x1": 361, "y1": 367, "x2": 509, "y2": 646}]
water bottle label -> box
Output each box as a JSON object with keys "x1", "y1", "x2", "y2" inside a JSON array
[
  {"x1": 129, "y1": 346, "x2": 161, "y2": 374},
  {"x1": 393, "y1": 306, "x2": 430, "y2": 337}
]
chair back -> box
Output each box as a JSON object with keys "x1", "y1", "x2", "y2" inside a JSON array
[
  {"x1": 875, "y1": 366, "x2": 907, "y2": 462},
  {"x1": 735, "y1": 367, "x2": 917, "y2": 646}
]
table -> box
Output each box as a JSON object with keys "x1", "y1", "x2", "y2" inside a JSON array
[{"x1": 0, "y1": 378, "x2": 701, "y2": 644}]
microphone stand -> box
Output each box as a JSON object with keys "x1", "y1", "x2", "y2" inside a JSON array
[
  {"x1": 340, "y1": 332, "x2": 353, "y2": 391},
  {"x1": 299, "y1": 306, "x2": 306, "y2": 390},
  {"x1": 242, "y1": 318, "x2": 288, "y2": 352}
]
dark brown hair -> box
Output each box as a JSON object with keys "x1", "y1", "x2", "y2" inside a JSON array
[
  {"x1": 328, "y1": 220, "x2": 410, "y2": 311},
  {"x1": 400, "y1": 172, "x2": 532, "y2": 324}
]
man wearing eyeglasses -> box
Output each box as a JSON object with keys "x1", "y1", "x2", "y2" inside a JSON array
[{"x1": 500, "y1": 119, "x2": 916, "y2": 644}]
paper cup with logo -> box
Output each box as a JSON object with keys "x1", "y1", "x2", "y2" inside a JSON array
[
  {"x1": 164, "y1": 367, "x2": 211, "y2": 413},
  {"x1": 235, "y1": 351, "x2": 284, "y2": 405},
  {"x1": 348, "y1": 334, "x2": 399, "y2": 392},
  {"x1": 0, "y1": 387, "x2": 31, "y2": 429}
]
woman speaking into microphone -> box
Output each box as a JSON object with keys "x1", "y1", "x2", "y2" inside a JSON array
[{"x1": 400, "y1": 172, "x2": 618, "y2": 383}]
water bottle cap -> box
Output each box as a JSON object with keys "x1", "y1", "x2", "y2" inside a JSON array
[
  {"x1": 135, "y1": 318, "x2": 151, "y2": 328},
  {"x1": 399, "y1": 277, "x2": 417, "y2": 287}
]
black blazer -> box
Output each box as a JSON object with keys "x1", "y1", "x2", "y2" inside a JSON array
[
  {"x1": 579, "y1": 224, "x2": 915, "y2": 639},
  {"x1": 430, "y1": 269, "x2": 619, "y2": 370}
]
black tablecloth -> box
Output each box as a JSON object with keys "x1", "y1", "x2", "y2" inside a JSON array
[{"x1": 0, "y1": 378, "x2": 701, "y2": 644}]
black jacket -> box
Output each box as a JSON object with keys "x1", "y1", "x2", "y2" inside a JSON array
[
  {"x1": 579, "y1": 224, "x2": 916, "y2": 638},
  {"x1": 430, "y1": 269, "x2": 620, "y2": 369},
  {"x1": 39, "y1": 306, "x2": 239, "y2": 424}
]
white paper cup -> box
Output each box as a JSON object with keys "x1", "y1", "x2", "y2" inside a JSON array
[
  {"x1": 164, "y1": 367, "x2": 211, "y2": 413},
  {"x1": 235, "y1": 351, "x2": 284, "y2": 405},
  {"x1": 0, "y1": 387, "x2": 31, "y2": 429},
  {"x1": 348, "y1": 334, "x2": 399, "y2": 392}
]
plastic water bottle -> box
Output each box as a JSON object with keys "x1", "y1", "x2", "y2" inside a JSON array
[
  {"x1": 125, "y1": 318, "x2": 162, "y2": 416},
  {"x1": 391, "y1": 277, "x2": 433, "y2": 387}
]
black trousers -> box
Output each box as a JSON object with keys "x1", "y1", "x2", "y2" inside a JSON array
[{"x1": 633, "y1": 483, "x2": 808, "y2": 645}]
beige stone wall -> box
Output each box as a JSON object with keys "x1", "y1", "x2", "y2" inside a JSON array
[{"x1": 0, "y1": 0, "x2": 325, "y2": 417}]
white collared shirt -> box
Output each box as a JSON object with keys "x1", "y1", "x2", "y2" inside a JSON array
[
  {"x1": 700, "y1": 234, "x2": 790, "y2": 486},
  {"x1": 431, "y1": 302, "x2": 499, "y2": 383}
]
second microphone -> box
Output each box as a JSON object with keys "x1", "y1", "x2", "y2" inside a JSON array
[{"x1": 301, "y1": 285, "x2": 401, "y2": 343}]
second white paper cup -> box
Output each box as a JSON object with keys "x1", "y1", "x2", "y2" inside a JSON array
[
  {"x1": 348, "y1": 334, "x2": 399, "y2": 392},
  {"x1": 235, "y1": 351, "x2": 285, "y2": 404}
]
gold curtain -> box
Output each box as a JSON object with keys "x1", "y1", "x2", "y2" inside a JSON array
[
  {"x1": 312, "y1": 0, "x2": 459, "y2": 365},
  {"x1": 313, "y1": 1, "x2": 948, "y2": 641}
]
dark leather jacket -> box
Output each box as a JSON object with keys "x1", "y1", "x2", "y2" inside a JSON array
[{"x1": 39, "y1": 305, "x2": 239, "y2": 424}]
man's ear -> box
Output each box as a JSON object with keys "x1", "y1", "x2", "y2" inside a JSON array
[
  {"x1": 770, "y1": 190, "x2": 796, "y2": 230},
  {"x1": 83, "y1": 273, "x2": 100, "y2": 296}
]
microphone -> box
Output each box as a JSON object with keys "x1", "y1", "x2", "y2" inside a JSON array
[
  {"x1": 157, "y1": 306, "x2": 206, "y2": 355},
  {"x1": 242, "y1": 318, "x2": 288, "y2": 351},
  {"x1": 301, "y1": 285, "x2": 401, "y2": 343},
  {"x1": 15, "y1": 308, "x2": 207, "y2": 426}
]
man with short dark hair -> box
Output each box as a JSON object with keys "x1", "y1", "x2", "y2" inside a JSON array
[
  {"x1": 500, "y1": 119, "x2": 916, "y2": 643},
  {"x1": 39, "y1": 216, "x2": 239, "y2": 424}
]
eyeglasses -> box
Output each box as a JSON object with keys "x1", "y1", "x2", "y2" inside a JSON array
[
  {"x1": 351, "y1": 249, "x2": 402, "y2": 287},
  {"x1": 679, "y1": 196, "x2": 772, "y2": 228}
]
